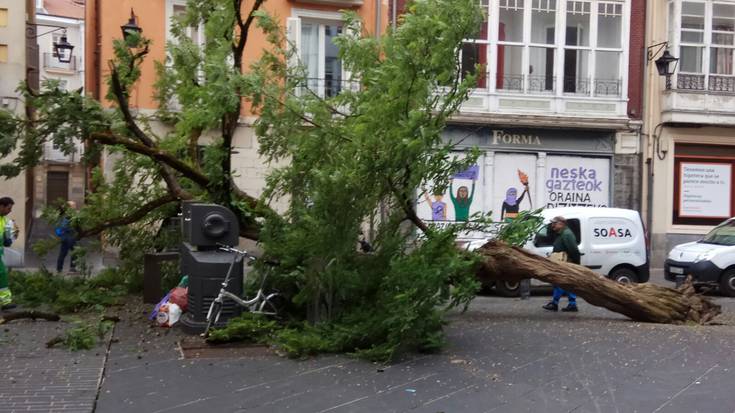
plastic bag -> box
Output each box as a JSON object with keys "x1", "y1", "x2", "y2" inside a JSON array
[
  {"x1": 169, "y1": 287, "x2": 188, "y2": 312},
  {"x1": 149, "y1": 292, "x2": 172, "y2": 321},
  {"x1": 156, "y1": 303, "x2": 182, "y2": 327}
]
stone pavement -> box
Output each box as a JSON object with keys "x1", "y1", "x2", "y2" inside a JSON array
[
  {"x1": 92, "y1": 293, "x2": 735, "y2": 413},
  {"x1": 0, "y1": 314, "x2": 109, "y2": 413},
  {"x1": 3, "y1": 269, "x2": 735, "y2": 413}
]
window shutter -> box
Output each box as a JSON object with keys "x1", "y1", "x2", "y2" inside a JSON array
[
  {"x1": 286, "y1": 17, "x2": 301, "y2": 68},
  {"x1": 343, "y1": 20, "x2": 361, "y2": 91}
]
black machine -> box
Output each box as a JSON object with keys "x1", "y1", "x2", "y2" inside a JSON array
[{"x1": 179, "y1": 202, "x2": 243, "y2": 333}]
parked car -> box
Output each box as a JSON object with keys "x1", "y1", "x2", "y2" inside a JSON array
[
  {"x1": 665, "y1": 218, "x2": 735, "y2": 297},
  {"x1": 462, "y1": 207, "x2": 650, "y2": 296}
]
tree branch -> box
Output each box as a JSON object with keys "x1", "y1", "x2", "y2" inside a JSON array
[
  {"x1": 78, "y1": 193, "x2": 179, "y2": 238},
  {"x1": 89, "y1": 132, "x2": 211, "y2": 188}
]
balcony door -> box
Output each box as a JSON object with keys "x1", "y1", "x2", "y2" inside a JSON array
[{"x1": 301, "y1": 20, "x2": 343, "y2": 97}]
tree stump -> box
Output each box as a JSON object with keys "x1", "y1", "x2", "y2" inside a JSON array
[{"x1": 475, "y1": 240, "x2": 721, "y2": 324}]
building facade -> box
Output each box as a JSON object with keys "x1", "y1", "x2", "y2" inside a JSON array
[
  {"x1": 0, "y1": 0, "x2": 36, "y2": 261},
  {"x1": 33, "y1": 0, "x2": 86, "y2": 217},
  {"x1": 85, "y1": 0, "x2": 387, "y2": 208},
  {"x1": 645, "y1": 0, "x2": 735, "y2": 264},
  {"x1": 417, "y1": 0, "x2": 646, "y2": 227}
]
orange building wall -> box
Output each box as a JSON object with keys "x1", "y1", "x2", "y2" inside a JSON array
[{"x1": 87, "y1": 0, "x2": 389, "y2": 111}]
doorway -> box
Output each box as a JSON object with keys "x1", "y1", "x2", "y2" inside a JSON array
[{"x1": 46, "y1": 171, "x2": 69, "y2": 206}]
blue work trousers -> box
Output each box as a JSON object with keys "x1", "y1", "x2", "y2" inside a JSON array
[
  {"x1": 552, "y1": 286, "x2": 577, "y2": 306},
  {"x1": 57, "y1": 238, "x2": 77, "y2": 272}
]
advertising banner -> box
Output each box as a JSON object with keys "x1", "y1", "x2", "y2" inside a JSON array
[
  {"x1": 679, "y1": 162, "x2": 731, "y2": 218},
  {"x1": 544, "y1": 155, "x2": 610, "y2": 208}
]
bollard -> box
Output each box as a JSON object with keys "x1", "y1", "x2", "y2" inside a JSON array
[
  {"x1": 675, "y1": 274, "x2": 686, "y2": 288},
  {"x1": 519, "y1": 279, "x2": 531, "y2": 299}
]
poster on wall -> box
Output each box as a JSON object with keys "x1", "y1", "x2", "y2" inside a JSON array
[
  {"x1": 417, "y1": 163, "x2": 482, "y2": 227},
  {"x1": 544, "y1": 156, "x2": 610, "y2": 208},
  {"x1": 493, "y1": 153, "x2": 536, "y2": 221},
  {"x1": 679, "y1": 162, "x2": 731, "y2": 218}
]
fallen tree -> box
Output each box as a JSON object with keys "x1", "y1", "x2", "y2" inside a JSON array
[{"x1": 475, "y1": 240, "x2": 721, "y2": 324}]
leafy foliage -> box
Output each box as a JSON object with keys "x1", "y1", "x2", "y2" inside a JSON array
[
  {"x1": 54, "y1": 319, "x2": 115, "y2": 351},
  {"x1": 9, "y1": 270, "x2": 129, "y2": 313}
]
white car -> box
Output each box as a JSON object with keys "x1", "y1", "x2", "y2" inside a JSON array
[
  {"x1": 462, "y1": 207, "x2": 650, "y2": 296},
  {"x1": 665, "y1": 218, "x2": 735, "y2": 297}
]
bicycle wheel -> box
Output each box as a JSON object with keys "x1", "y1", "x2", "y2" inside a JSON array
[
  {"x1": 202, "y1": 300, "x2": 223, "y2": 338},
  {"x1": 255, "y1": 293, "x2": 285, "y2": 316}
]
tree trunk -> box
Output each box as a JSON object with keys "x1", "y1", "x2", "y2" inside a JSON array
[{"x1": 475, "y1": 240, "x2": 721, "y2": 324}]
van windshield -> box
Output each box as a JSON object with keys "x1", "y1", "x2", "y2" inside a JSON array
[{"x1": 700, "y1": 220, "x2": 735, "y2": 246}]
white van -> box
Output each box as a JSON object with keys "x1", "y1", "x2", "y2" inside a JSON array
[
  {"x1": 464, "y1": 207, "x2": 650, "y2": 296},
  {"x1": 665, "y1": 218, "x2": 735, "y2": 297}
]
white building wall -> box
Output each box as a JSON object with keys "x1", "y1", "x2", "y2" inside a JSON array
[{"x1": 0, "y1": 0, "x2": 30, "y2": 259}]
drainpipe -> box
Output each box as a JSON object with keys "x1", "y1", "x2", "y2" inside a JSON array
[{"x1": 375, "y1": 0, "x2": 381, "y2": 37}]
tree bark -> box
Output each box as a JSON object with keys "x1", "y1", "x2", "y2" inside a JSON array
[{"x1": 475, "y1": 240, "x2": 721, "y2": 325}]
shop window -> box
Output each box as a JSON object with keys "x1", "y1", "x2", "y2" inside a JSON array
[{"x1": 673, "y1": 143, "x2": 735, "y2": 226}]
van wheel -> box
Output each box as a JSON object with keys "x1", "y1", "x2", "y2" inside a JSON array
[
  {"x1": 495, "y1": 280, "x2": 521, "y2": 297},
  {"x1": 610, "y1": 267, "x2": 639, "y2": 284},
  {"x1": 719, "y1": 269, "x2": 735, "y2": 297}
]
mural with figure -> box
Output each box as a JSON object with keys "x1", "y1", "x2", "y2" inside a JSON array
[
  {"x1": 450, "y1": 165, "x2": 478, "y2": 221},
  {"x1": 419, "y1": 164, "x2": 479, "y2": 223},
  {"x1": 423, "y1": 189, "x2": 447, "y2": 221},
  {"x1": 501, "y1": 169, "x2": 532, "y2": 221}
]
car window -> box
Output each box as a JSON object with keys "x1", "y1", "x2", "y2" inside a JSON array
[
  {"x1": 700, "y1": 220, "x2": 735, "y2": 246},
  {"x1": 534, "y1": 218, "x2": 581, "y2": 247}
]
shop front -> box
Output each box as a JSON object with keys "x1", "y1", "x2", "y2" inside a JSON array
[
  {"x1": 649, "y1": 127, "x2": 735, "y2": 265},
  {"x1": 417, "y1": 126, "x2": 616, "y2": 225}
]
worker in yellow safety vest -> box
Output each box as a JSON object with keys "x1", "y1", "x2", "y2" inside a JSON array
[{"x1": 0, "y1": 197, "x2": 17, "y2": 310}]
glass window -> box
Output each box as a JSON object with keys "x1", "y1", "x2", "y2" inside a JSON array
[
  {"x1": 680, "y1": 45, "x2": 704, "y2": 72},
  {"x1": 710, "y1": 47, "x2": 734, "y2": 74},
  {"x1": 595, "y1": 51, "x2": 621, "y2": 95},
  {"x1": 566, "y1": 1, "x2": 591, "y2": 47},
  {"x1": 531, "y1": 0, "x2": 556, "y2": 44},
  {"x1": 529, "y1": 46, "x2": 555, "y2": 92},
  {"x1": 499, "y1": 0, "x2": 525, "y2": 43},
  {"x1": 496, "y1": 45, "x2": 524, "y2": 91},
  {"x1": 474, "y1": 0, "x2": 490, "y2": 40},
  {"x1": 462, "y1": 43, "x2": 488, "y2": 88},
  {"x1": 681, "y1": 1, "x2": 705, "y2": 43},
  {"x1": 300, "y1": 20, "x2": 344, "y2": 97},
  {"x1": 597, "y1": 2, "x2": 622, "y2": 48},
  {"x1": 563, "y1": 49, "x2": 590, "y2": 93},
  {"x1": 324, "y1": 24, "x2": 343, "y2": 98}
]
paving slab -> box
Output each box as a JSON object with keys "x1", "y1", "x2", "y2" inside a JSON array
[{"x1": 0, "y1": 313, "x2": 109, "y2": 413}]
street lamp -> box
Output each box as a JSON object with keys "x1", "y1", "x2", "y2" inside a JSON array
[
  {"x1": 54, "y1": 33, "x2": 74, "y2": 64},
  {"x1": 647, "y1": 42, "x2": 679, "y2": 90},
  {"x1": 121, "y1": 9, "x2": 142, "y2": 41},
  {"x1": 26, "y1": 24, "x2": 75, "y2": 64}
]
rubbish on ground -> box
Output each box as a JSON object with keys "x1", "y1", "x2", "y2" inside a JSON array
[
  {"x1": 156, "y1": 303, "x2": 182, "y2": 327},
  {"x1": 169, "y1": 287, "x2": 188, "y2": 312}
]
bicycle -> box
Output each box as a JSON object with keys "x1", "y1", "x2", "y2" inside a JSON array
[{"x1": 202, "y1": 245, "x2": 283, "y2": 338}]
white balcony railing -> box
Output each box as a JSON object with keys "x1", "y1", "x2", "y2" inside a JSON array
[{"x1": 43, "y1": 52, "x2": 78, "y2": 72}]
